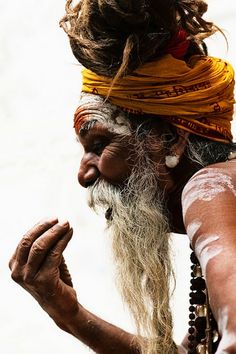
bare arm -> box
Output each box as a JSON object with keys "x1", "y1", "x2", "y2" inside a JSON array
[{"x1": 182, "y1": 162, "x2": 236, "y2": 353}]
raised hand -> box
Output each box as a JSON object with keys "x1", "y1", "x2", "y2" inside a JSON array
[
  {"x1": 9, "y1": 218, "x2": 78, "y2": 330},
  {"x1": 9, "y1": 218, "x2": 142, "y2": 353}
]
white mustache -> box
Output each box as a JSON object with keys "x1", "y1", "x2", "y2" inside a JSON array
[{"x1": 87, "y1": 178, "x2": 121, "y2": 214}]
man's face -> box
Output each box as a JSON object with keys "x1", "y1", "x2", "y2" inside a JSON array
[
  {"x1": 76, "y1": 93, "x2": 170, "y2": 195},
  {"x1": 77, "y1": 111, "x2": 134, "y2": 189}
]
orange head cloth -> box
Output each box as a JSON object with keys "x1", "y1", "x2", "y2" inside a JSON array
[{"x1": 81, "y1": 54, "x2": 235, "y2": 143}]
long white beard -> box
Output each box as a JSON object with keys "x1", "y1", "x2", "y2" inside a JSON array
[{"x1": 87, "y1": 150, "x2": 177, "y2": 354}]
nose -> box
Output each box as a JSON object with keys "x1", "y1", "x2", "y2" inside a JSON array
[{"x1": 78, "y1": 153, "x2": 100, "y2": 188}]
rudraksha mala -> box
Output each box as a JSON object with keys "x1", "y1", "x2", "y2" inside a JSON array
[{"x1": 188, "y1": 250, "x2": 220, "y2": 354}]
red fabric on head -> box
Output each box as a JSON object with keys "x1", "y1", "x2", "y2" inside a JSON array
[{"x1": 164, "y1": 29, "x2": 190, "y2": 59}]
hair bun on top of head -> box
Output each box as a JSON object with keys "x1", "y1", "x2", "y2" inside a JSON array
[
  {"x1": 97, "y1": 0, "x2": 149, "y2": 30},
  {"x1": 97, "y1": 0, "x2": 176, "y2": 30},
  {"x1": 60, "y1": 0, "x2": 216, "y2": 78},
  {"x1": 61, "y1": 0, "x2": 177, "y2": 77}
]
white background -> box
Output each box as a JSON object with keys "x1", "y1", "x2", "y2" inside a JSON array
[{"x1": 0, "y1": 1, "x2": 235, "y2": 353}]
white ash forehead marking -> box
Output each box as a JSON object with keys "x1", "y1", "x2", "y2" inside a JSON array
[
  {"x1": 182, "y1": 168, "x2": 236, "y2": 218},
  {"x1": 186, "y1": 220, "x2": 202, "y2": 243},
  {"x1": 79, "y1": 93, "x2": 132, "y2": 136},
  {"x1": 199, "y1": 244, "x2": 222, "y2": 277},
  {"x1": 216, "y1": 307, "x2": 236, "y2": 353}
]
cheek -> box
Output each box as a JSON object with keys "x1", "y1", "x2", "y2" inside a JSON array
[{"x1": 99, "y1": 145, "x2": 132, "y2": 183}]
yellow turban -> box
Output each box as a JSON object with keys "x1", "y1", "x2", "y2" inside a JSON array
[{"x1": 82, "y1": 54, "x2": 235, "y2": 143}]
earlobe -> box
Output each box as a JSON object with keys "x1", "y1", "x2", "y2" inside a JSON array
[
  {"x1": 165, "y1": 129, "x2": 189, "y2": 168},
  {"x1": 165, "y1": 154, "x2": 180, "y2": 168}
]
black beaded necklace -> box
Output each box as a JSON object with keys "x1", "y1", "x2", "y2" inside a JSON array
[{"x1": 188, "y1": 250, "x2": 220, "y2": 354}]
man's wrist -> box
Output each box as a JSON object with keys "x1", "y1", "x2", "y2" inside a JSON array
[{"x1": 49, "y1": 299, "x2": 81, "y2": 334}]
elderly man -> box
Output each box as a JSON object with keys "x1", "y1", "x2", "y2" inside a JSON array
[{"x1": 9, "y1": 0, "x2": 236, "y2": 353}]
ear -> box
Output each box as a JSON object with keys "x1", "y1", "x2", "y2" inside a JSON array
[
  {"x1": 165, "y1": 129, "x2": 189, "y2": 168},
  {"x1": 171, "y1": 128, "x2": 190, "y2": 157}
]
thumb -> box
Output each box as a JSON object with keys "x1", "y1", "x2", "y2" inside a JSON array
[{"x1": 59, "y1": 256, "x2": 73, "y2": 287}]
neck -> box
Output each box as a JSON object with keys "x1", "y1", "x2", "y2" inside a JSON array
[{"x1": 166, "y1": 155, "x2": 201, "y2": 234}]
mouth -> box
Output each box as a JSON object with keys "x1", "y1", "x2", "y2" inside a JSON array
[{"x1": 105, "y1": 208, "x2": 113, "y2": 221}]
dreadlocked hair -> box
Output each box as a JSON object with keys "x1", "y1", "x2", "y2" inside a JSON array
[{"x1": 60, "y1": 0, "x2": 218, "y2": 82}]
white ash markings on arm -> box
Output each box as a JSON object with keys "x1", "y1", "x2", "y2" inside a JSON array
[
  {"x1": 195, "y1": 234, "x2": 220, "y2": 258},
  {"x1": 187, "y1": 220, "x2": 222, "y2": 278},
  {"x1": 198, "y1": 242, "x2": 223, "y2": 277},
  {"x1": 188, "y1": 229, "x2": 222, "y2": 277},
  {"x1": 178, "y1": 344, "x2": 188, "y2": 354},
  {"x1": 186, "y1": 220, "x2": 202, "y2": 243},
  {"x1": 182, "y1": 168, "x2": 236, "y2": 219},
  {"x1": 216, "y1": 307, "x2": 236, "y2": 354}
]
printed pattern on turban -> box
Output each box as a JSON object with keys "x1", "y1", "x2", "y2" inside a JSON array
[{"x1": 81, "y1": 54, "x2": 235, "y2": 143}]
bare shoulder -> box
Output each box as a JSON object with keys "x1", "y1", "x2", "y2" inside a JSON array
[
  {"x1": 183, "y1": 160, "x2": 236, "y2": 199},
  {"x1": 181, "y1": 160, "x2": 236, "y2": 241}
]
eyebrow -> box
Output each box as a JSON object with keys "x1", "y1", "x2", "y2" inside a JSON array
[{"x1": 79, "y1": 119, "x2": 98, "y2": 137}]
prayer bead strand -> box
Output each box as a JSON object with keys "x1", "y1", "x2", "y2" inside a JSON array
[{"x1": 188, "y1": 250, "x2": 220, "y2": 354}]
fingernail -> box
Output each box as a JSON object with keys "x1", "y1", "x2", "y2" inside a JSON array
[
  {"x1": 47, "y1": 217, "x2": 58, "y2": 223},
  {"x1": 64, "y1": 228, "x2": 73, "y2": 236},
  {"x1": 58, "y1": 220, "x2": 69, "y2": 226},
  {"x1": 39, "y1": 217, "x2": 58, "y2": 224}
]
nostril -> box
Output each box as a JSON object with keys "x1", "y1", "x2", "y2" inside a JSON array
[
  {"x1": 84, "y1": 180, "x2": 96, "y2": 188},
  {"x1": 80, "y1": 169, "x2": 100, "y2": 188}
]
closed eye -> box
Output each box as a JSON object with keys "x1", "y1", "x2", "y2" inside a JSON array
[
  {"x1": 77, "y1": 123, "x2": 114, "y2": 155},
  {"x1": 91, "y1": 139, "x2": 109, "y2": 155}
]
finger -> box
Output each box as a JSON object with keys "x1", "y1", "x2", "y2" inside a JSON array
[
  {"x1": 9, "y1": 217, "x2": 58, "y2": 269},
  {"x1": 43, "y1": 228, "x2": 73, "y2": 269},
  {"x1": 24, "y1": 222, "x2": 71, "y2": 280},
  {"x1": 59, "y1": 256, "x2": 73, "y2": 287},
  {"x1": 24, "y1": 228, "x2": 73, "y2": 284}
]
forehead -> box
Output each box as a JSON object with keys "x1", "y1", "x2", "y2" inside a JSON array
[{"x1": 74, "y1": 93, "x2": 132, "y2": 136}]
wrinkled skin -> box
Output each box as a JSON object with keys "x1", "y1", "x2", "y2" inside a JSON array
[
  {"x1": 9, "y1": 219, "x2": 78, "y2": 331},
  {"x1": 9, "y1": 218, "x2": 141, "y2": 353},
  {"x1": 77, "y1": 120, "x2": 135, "y2": 187},
  {"x1": 9, "y1": 217, "x2": 187, "y2": 354},
  {"x1": 9, "y1": 116, "x2": 190, "y2": 353},
  {"x1": 76, "y1": 116, "x2": 192, "y2": 232},
  {"x1": 9, "y1": 112, "x2": 236, "y2": 353}
]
